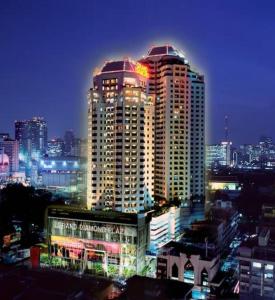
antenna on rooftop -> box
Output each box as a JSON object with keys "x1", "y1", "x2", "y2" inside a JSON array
[{"x1": 224, "y1": 115, "x2": 229, "y2": 142}]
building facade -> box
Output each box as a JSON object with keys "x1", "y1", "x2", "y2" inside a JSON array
[
  {"x1": 87, "y1": 59, "x2": 154, "y2": 212},
  {"x1": 149, "y1": 206, "x2": 183, "y2": 255},
  {"x1": 140, "y1": 45, "x2": 205, "y2": 204},
  {"x1": 47, "y1": 138, "x2": 65, "y2": 157},
  {"x1": 64, "y1": 130, "x2": 75, "y2": 156},
  {"x1": 0, "y1": 137, "x2": 19, "y2": 173},
  {"x1": 46, "y1": 206, "x2": 151, "y2": 278},
  {"x1": 0, "y1": 148, "x2": 9, "y2": 178},
  {"x1": 15, "y1": 117, "x2": 48, "y2": 162},
  {"x1": 39, "y1": 156, "x2": 86, "y2": 203},
  {"x1": 206, "y1": 141, "x2": 232, "y2": 169},
  {"x1": 238, "y1": 229, "x2": 275, "y2": 299},
  {"x1": 156, "y1": 241, "x2": 220, "y2": 292}
]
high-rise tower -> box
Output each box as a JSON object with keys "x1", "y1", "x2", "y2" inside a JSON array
[
  {"x1": 140, "y1": 45, "x2": 205, "y2": 204},
  {"x1": 87, "y1": 59, "x2": 154, "y2": 212},
  {"x1": 15, "y1": 117, "x2": 48, "y2": 161}
]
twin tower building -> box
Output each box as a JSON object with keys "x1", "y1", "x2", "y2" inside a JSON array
[{"x1": 87, "y1": 45, "x2": 205, "y2": 213}]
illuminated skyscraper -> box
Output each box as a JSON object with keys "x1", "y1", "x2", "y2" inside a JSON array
[
  {"x1": 15, "y1": 120, "x2": 27, "y2": 157},
  {"x1": 15, "y1": 117, "x2": 48, "y2": 162},
  {"x1": 87, "y1": 59, "x2": 154, "y2": 212},
  {"x1": 140, "y1": 45, "x2": 205, "y2": 204}
]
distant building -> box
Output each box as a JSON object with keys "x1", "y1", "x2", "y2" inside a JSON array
[
  {"x1": 47, "y1": 138, "x2": 64, "y2": 157},
  {"x1": 64, "y1": 130, "x2": 75, "y2": 156},
  {"x1": 15, "y1": 117, "x2": 47, "y2": 162},
  {"x1": 39, "y1": 156, "x2": 86, "y2": 203},
  {"x1": 237, "y1": 137, "x2": 275, "y2": 169},
  {"x1": 238, "y1": 228, "x2": 275, "y2": 299},
  {"x1": 206, "y1": 141, "x2": 232, "y2": 169},
  {"x1": 0, "y1": 137, "x2": 19, "y2": 173},
  {"x1": 0, "y1": 148, "x2": 9, "y2": 178}
]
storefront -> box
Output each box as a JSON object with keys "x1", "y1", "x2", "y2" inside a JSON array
[{"x1": 46, "y1": 206, "x2": 151, "y2": 278}]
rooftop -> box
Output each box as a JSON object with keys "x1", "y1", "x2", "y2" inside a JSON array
[
  {"x1": 147, "y1": 45, "x2": 185, "y2": 59},
  {"x1": 239, "y1": 230, "x2": 275, "y2": 262},
  {"x1": 101, "y1": 59, "x2": 136, "y2": 73},
  {"x1": 159, "y1": 240, "x2": 217, "y2": 261},
  {"x1": 47, "y1": 205, "x2": 151, "y2": 225}
]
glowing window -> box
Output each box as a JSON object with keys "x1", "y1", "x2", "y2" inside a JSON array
[
  {"x1": 265, "y1": 264, "x2": 274, "y2": 270},
  {"x1": 253, "y1": 262, "x2": 262, "y2": 268}
]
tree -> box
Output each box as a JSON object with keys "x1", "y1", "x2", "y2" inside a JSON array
[{"x1": 0, "y1": 183, "x2": 64, "y2": 247}]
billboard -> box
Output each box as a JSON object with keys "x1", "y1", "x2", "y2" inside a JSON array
[
  {"x1": 51, "y1": 236, "x2": 122, "y2": 259},
  {"x1": 49, "y1": 218, "x2": 137, "y2": 244}
]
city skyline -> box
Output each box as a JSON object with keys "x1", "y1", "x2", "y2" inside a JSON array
[
  {"x1": 1, "y1": 1, "x2": 275, "y2": 145},
  {"x1": 1, "y1": 2, "x2": 275, "y2": 298}
]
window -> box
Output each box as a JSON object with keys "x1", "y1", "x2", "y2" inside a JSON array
[
  {"x1": 253, "y1": 262, "x2": 262, "y2": 268},
  {"x1": 184, "y1": 260, "x2": 194, "y2": 284},
  {"x1": 171, "y1": 263, "x2": 178, "y2": 279},
  {"x1": 265, "y1": 264, "x2": 274, "y2": 270}
]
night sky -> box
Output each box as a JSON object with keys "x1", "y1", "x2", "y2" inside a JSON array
[{"x1": 1, "y1": 0, "x2": 275, "y2": 145}]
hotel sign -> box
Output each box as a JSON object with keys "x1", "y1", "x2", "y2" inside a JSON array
[
  {"x1": 51, "y1": 220, "x2": 125, "y2": 234},
  {"x1": 135, "y1": 62, "x2": 148, "y2": 78}
]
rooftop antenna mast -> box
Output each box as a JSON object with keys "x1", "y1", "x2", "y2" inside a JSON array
[{"x1": 224, "y1": 115, "x2": 229, "y2": 142}]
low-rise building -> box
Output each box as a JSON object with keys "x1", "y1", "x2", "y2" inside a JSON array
[
  {"x1": 156, "y1": 241, "x2": 226, "y2": 300},
  {"x1": 46, "y1": 206, "x2": 152, "y2": 278},
  {"x1": 148, "y1": 204, "x2": 205, "y2": 256},
  {"x1": 182, "y1": 203, "x2": 239, "y2": 257}
]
